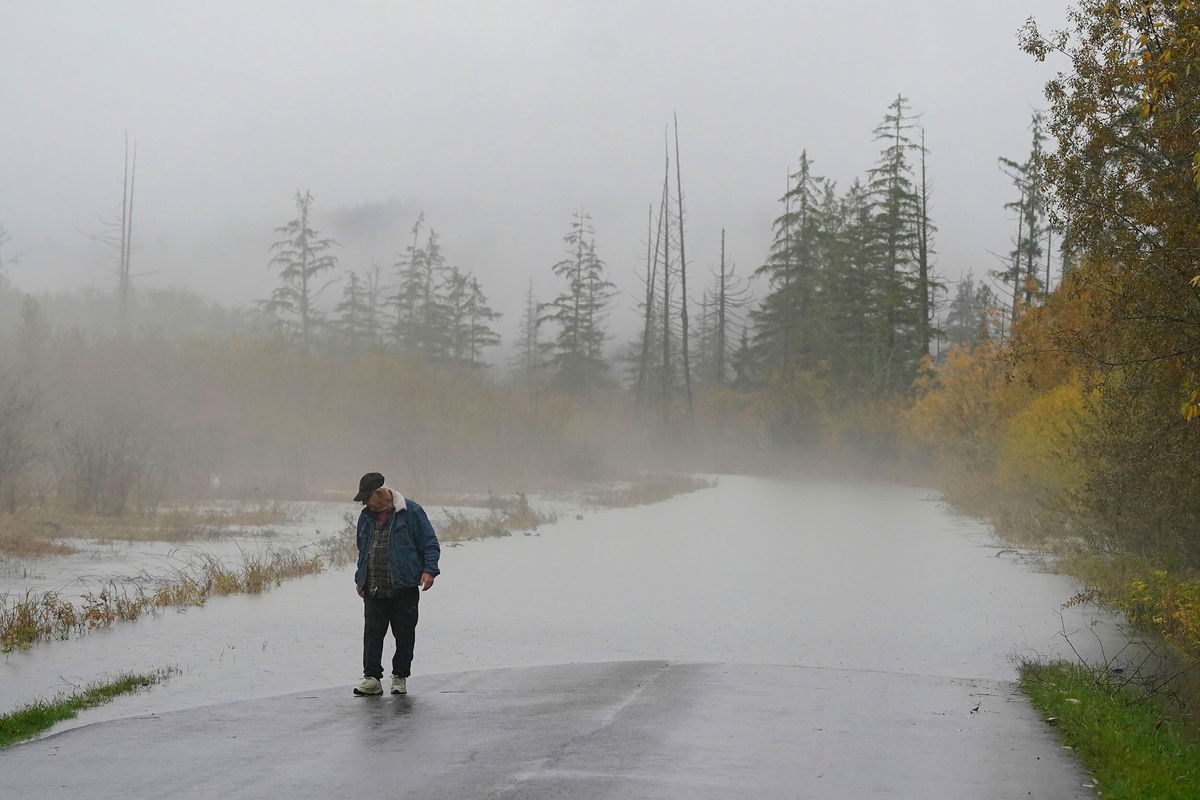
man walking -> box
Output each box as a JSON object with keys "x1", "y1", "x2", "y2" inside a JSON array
[{"x1": 351, "y1": 472, "x2": 441, "y2": 696}]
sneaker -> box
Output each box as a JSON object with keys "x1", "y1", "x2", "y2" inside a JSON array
[
  {"x1": 353, "y1": 676, "x2": 383, "y2": 696},
  {"x1": 390, "y1": 675, "x2": 407, "y2": 695}
]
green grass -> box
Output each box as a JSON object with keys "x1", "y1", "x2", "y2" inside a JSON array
[
  {"x1": 1020, "y1": 660, "x2": 1200, "y2": 798},
  {"x1": 0, "y1": 667, "x2": 176, "y2": 748}
]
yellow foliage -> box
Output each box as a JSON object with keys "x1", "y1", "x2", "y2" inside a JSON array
[
  {"x1": 996, "y1": 380, "x2": 1090, "y2": 502},
  {"x1": 1110, "y1": 567, "x2": 1200, "y2": 665},
  {"x1": 900, "y1": 342, "x2": 1023, "y2": 475}
]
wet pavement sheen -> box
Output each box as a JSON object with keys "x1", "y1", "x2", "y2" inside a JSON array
[
  {"x1": 2, "y1": 661, "x2": 1092, "y2": 799},
  {"x1": 1, "y1": 475, "x2": 1113, "y2": 796}
]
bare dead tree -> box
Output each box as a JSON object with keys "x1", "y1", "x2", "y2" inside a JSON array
[
  {"x1": 709, "y1": 229, "x2": 753, "y2": 385},
  {"x1": 634, "y1": 204, "x2": 661, "y2": 410},
  {"x1": 659, "y1": 139, "x2": 673, "y2": 421},
  {"x1": 118, "y1": 134, "x2": 136, "y2": 337},
  {"x1": 673, "y1": 113, "x2": 694, "y2": 424}
]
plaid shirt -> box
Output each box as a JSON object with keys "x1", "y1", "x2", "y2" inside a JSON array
[{"x1": 365, "y1": 512, "x2": 397, "y2": 597}]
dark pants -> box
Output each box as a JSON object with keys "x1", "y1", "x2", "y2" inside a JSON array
[{"x1": 362, "y1": 587, "x2": 420, "y2": 679}]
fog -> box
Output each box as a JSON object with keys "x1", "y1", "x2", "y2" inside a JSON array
[{"x1": 2, "y1": 0, "x2": 1067, "y2": 338}]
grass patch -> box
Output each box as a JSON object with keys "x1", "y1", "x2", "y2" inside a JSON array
[
  {"x1": 0, "y1": 667, "x2": 177, "y2": 748},
  {"x1": 585, "y1": 473, "x2": 715, "y2": 508},
  {"x1": 1020, "y1": 660, "x2": 1200, "y2": 798},
  {"x1": 439, "y1": 492, "x2": 558, "y2": 542}
]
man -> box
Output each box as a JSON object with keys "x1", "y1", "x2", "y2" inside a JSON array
[{"x1": 351, "y1": 471, "x2": 441, "y2": 696}]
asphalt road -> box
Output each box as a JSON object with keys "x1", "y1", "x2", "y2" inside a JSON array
[{"x1": 1, "y1": 661, "x2": 1092, "y2": 799}]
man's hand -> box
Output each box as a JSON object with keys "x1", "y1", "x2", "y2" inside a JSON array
[
  {"x1": 420, "y1": 572, "x2": 436, "y2": 591},
  {"x1": 356, "y1": 586, "x2": 364, "y2": 598}
]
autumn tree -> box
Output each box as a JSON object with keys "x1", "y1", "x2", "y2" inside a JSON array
[{"x1": 1023, "y1": 2, "x2": 1200, "y2": 561}]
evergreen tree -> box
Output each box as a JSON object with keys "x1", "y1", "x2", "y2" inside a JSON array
[
  {"x1": 332, "y1": 270, "x2": 372, "y2": 354},
  {"x1": 264, "y1": 190, "x2": 339, "y2": 352},
  {"x1": 541, "y1": 212, "x2": 616, "y2": 395},
  {"x1": 866, "y1": 94, "x2": 925, "y2": 390},
  {"x1": 753, "y1": 152, "x2": 826, "y2": 371},
  {"x1": 511, "y1": 278, "x2": 545, "y2": 390},
  {"x1": 992, "y1": 112, "x2": 1050, "y2": 335},
  {"x1": 942, "y1": 275, "x2": 996, "y2": 348},
  {"x1": 392, "y1": 222, "x2": 453, "y2": 361},
  {"x1": 445, "y1": 268, "x2": 501, "y2": 372}
]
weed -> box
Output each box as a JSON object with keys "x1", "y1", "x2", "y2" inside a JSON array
[{"x1": 314, "y1": 514, "x2": 359, "y2": 567}]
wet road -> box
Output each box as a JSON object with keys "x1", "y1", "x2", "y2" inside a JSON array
[
  {"x1": 1, "y1": 475, "x2": 1113, "y2": 796},
  {"x1": 2, "y1": 661, "x2": 1092, "y2": 799}
]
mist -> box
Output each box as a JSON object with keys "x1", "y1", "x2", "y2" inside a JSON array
[{"x1": 2, "y1": 1, "x2": 1068, "y2": 341}]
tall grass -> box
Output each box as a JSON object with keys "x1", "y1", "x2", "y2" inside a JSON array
[
  {"x1": 0, "y1": 543, "x2": 329, "y2": 652},
  {"x1": 438, "y1": 492, "x2": 558, "y2": 542}
]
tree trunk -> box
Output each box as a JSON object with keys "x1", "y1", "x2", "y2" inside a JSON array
[{"x1": 673, "y1": 114, "x2": 694, "y2": 425}]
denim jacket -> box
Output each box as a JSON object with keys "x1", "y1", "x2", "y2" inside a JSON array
[{"x1": 354, "y1": 499, "x2": 441, "y2": 590}]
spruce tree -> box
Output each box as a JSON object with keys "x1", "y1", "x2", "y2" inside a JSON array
[
  {"x1": 541, "y1": 212, "x2": 616, "y2": 395},
  {"x1": 264, "y1": 190, "x2": 339, "y2": 352}
]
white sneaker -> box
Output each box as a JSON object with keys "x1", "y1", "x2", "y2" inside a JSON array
[
  {"x1": 353, "y1": 676, "x2": 383, "y2": 696},
  {"x1": 390, "y1": 675, "x2": 407, "y2": 695}
]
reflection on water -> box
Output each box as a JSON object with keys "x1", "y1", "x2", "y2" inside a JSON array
[{"x1": 1, "y1": 475, "x2": 1126, "y2": 739}]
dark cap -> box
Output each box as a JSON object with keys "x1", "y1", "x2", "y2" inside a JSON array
[{"x1": 354, "y1": 472, "x2": 385, "y2": 502}]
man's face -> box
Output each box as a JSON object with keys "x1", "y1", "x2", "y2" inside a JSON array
[{"x1": 366, "y1": 488, "x2": 393, "y2": 513}]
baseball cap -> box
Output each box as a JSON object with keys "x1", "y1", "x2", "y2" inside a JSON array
[{"x1": 354, "y1": 472, "x2": 385, "y2": 502}]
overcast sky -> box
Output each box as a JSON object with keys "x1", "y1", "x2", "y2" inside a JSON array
[{"x1": 1, "y1": 0, "x2": 1070, "y2": 343}]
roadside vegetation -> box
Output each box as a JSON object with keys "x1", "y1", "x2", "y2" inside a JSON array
[
  {"x1": 0, "y1": 667, "x2": 177, "y2": 748},
  {"x1": 894, "y1": 4, "x2": 1200, "y2": 792},
  {"x1": 1020, "y1": 661, "x2": 1200, "y2": 799}
]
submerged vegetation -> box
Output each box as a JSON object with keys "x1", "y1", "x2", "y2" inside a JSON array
[
  {"x1": 0, "y1": 544, "x2": 328, "y2": 651},
  {"x1": 0, "y1": 667, "x2": 177, "y2": 748},
  {"x1": 438, "y1": 492, "x2": 558, "y2": 542}
]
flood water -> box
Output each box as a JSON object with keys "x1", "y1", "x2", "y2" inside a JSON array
[{"x1": 1, "y1": 474, "x2": 1122, "y2": 734}]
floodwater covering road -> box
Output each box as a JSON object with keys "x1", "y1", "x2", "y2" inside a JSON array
[{"x1": 1, "y1": 475, "x2": 1117, "y2": 797}]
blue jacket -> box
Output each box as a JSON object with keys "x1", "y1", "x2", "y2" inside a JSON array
[{"x1": 354, "y1": 498, "x2": 441, "y2": 590}]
